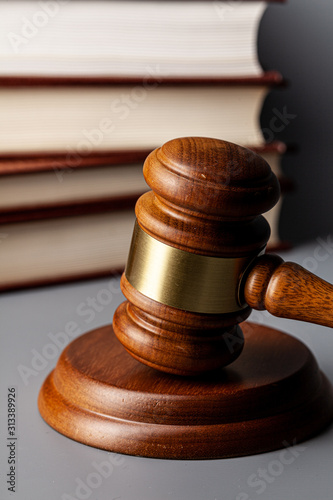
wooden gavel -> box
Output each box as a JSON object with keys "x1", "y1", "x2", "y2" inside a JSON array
[
  {"x1": 39, "y1": 136, "x2": 333, "y2": 459},
  {"x1": 113, "y1": 136, "x2": 333, "y2": 376}
]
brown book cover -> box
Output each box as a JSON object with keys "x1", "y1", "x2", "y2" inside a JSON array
[
  {"x1": 0, "y1": 141, "x2": 285, "y2": 174},
  {"x1": 0, "y1": 150, "x2": 150, "y2": 175},
  {"x1": 0, "y1": 194, "x2": 141, "y2": 224},
  {"x1": 0, "y1": 71, "x2": 284, "y2": 88}
]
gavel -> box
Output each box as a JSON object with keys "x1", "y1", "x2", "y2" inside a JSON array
[
  {"x1": 113, "y1": 136, "x2": 333, "y2": 376},
  {"x1": 39, "y1": 136, "x2": 333, "y2": 459}
]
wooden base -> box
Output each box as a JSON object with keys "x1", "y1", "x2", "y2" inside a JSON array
[{"x1": 38, "y1": 322, "x2": 333, "y2": 460}]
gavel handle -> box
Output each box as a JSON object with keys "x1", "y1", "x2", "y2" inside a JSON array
[{"x1": 243, "y1": 254, "x2": 333, "y2": 328}]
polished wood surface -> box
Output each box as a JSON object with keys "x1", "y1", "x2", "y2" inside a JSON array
[
  {"x1": 114, "y1": 275, "x2": 246, "y2": 376},
  {"x1": 244, "y1": 254, "x2": 333, "y2": 328},
  {"x1": 38, "y1": 322, "x2": 333, "y2": 459},
  {"x1": 114, "y1": 137, "x2": 280, "y2": 375}
]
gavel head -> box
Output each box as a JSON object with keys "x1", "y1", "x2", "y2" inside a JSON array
[{"x1": 113, "y1": 137, "x2": 280, "y2": 375}]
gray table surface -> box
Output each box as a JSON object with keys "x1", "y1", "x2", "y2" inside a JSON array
[{"x1": 1, "y1": 240, "x2": 333, "y2": 500}]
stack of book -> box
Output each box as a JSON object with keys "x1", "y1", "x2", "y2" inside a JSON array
[{"x1": 0, "y1": 0, "x2": 288, "y2": 291}]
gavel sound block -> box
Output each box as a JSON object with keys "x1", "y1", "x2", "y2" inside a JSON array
[{"x1": 39, "y1": 137, "x2": 333, "y2": 459}]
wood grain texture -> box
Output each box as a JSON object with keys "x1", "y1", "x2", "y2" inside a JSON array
[
  {"x1": 113, "y1": 137, "x2": 280, "y2": 374},
  {"x1": 38, "y1": 136, "x2": 333, "y2": 459},
  {"x1": 244, "y1": 254, "x2": 333, "y2": 328},
  {"x1": 113, "y1": 275, "x2": 247, "y2": 376},
  {"x1": 38, "y1": 322, "x2": 333, "y2": 460}
]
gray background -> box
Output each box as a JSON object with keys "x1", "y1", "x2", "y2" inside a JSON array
[{"x1": 259, "y1": 0, "x2": 333, "y2": 243}]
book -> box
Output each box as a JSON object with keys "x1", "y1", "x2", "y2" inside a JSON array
[
  {"x1": 0, "y1": 152, "x2": 150, "y2": 212},
  {"x1": 0, "y1": 143, "x2": 284, "y2": 214},
  {"x1": 0, "y1": 203, "x2": 136, "y2": 291},
  {"x1": 0, "y1": 143, "x2": 290, "y2": 291},
  {"x1": 0, "y1": 187, "x2": 289, "y2": 293},
  {"x1": 0, "y1": 1, "x2": 277, "y2": 79},
  {"x1": 0, "y1": 73, "x2": 282, "y2": 155},
  {"x1": 0, "y1": 183, "x2": 291, "y2": 292},
  {"x1": 243, "y1": 142, "x2": 293, "y2": 251},
  {"x1": 0, "y1": 0, "x2": 289, "y2": 290}
]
